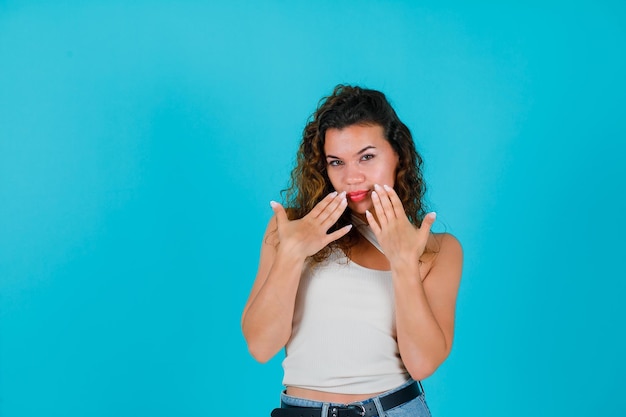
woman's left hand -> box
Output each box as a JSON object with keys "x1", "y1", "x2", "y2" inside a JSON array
[{"x1": 366, "y1": 184, "x2": 436, "y2": 268}]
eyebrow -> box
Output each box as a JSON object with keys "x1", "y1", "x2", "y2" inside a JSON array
[{"x1": 326, "y1": 145, "x2": 376, "y2": 160}]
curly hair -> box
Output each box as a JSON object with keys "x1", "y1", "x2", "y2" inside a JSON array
[{"x1": 280, "y1": 84, "x2": 429, "y2": 263}]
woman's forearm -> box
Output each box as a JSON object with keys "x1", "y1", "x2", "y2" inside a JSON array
[
  {"x1": 393, "y1": 268, "x2": 449, "y2": 380},
  {"x1": 241, "y1": 251, "x2": 305, "y2": 363}
]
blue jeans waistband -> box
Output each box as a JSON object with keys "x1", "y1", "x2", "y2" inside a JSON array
[{"x1": 280, "y1": 378, "x2": 418, "y2": 408}]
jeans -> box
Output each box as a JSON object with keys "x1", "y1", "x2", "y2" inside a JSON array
[{"x1": 279, "y1": 379, "x2": 432, "y2": 417}]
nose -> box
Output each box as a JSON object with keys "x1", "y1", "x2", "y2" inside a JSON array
[{"x1": 344, "y1": 161, "x2": 365, "y2": 184}]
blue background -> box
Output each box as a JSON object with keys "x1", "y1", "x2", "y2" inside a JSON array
[{"x1": 1, "y1": 1, "x2": 625, "y2": 416}]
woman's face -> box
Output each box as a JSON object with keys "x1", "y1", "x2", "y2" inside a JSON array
[{"x1": 324, "y1": 124, "x2": 399, "y2": 217}]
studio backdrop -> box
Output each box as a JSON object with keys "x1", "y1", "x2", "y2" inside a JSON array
[{"x1": 1, "y1": 1, "x2": 625, "y2": 416}]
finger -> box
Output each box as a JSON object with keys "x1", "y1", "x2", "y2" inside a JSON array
[
  {"x1": 365, "y1": 209, "x2": 381, "y2": 235},
  {"x1": 320, "y1": 193, "x2": 348, "y2": 229},
  {"x1": 269, "y1": 200, "x2": 288, "y2": 225},
  {"x1": 371, "y1": 188, "x2": 388, "y2": 225},
  {"x1": 417, "y1": 212, "x2": 436, "y2": 240},
  {"x1": 382, "y1": 184, "x2": 406, "y2": 219},
  {"x1": 317, "y1": 191, "x2": 347, "y2": 226},
  {"x1": 373, "y1": 184, "x2": 396, "y2": 220},
  {"x1": 324, "y1": 224, "x2": 353, "y2": 245},
  {"x1": 370, "y1": 188, "x2": 383, "y2": 223},
  {"x1": 309, "y1": 191, "x2": 339, "y2": 219}
]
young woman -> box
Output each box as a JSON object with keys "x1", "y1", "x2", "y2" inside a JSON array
[{"x1": 242, "y1": 85, "x2": 463, "y2": 417}]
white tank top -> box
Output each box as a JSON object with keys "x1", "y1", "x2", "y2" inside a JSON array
[{"x1": 281, "y1": 218, "x2": 410, "y2": 393}]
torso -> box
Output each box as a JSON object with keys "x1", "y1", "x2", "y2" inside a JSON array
[
  {"x1": 285, "y1": 233, "x2": 441, "y2": 402},
  {"x1": 285, "y1": 386, "x2": 386, "y2": 403}
]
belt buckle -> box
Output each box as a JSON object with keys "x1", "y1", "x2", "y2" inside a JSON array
[
  {"x1": 347, "y1": 404, "x2": 365, "y2": 417},
  {"x1": 329, "y1": 404, "x2": 365, "y2": 417}
]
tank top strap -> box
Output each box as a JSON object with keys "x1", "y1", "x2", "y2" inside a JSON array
[{"x1": 351, "y1": 214, "x2": 384, "y2": 254}]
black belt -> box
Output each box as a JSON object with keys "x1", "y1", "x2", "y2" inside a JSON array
[{"x1": 271, "y1": 381, "x2": 422, "y2": 417}]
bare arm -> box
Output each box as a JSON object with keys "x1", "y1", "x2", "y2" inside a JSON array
[
  {"x1": 241, "y1": 192, "x2": 352, "y2": 362},
  {"x1": 367, "y1": 184, "x2": 463, "y2": 380},
  {"x1": 392, "y1": 233, "x2": 463, "y2": 380}
]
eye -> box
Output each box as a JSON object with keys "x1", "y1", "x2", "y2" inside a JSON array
[
  {"x1": 361, "y1": 154, "x2": 375, "y2": 161},
  {"x1": 328, "y1": 159, "x2": 343, "y2": 167}
]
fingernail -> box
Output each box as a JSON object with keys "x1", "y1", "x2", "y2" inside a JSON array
[
  {"x1": 365, "y1": 210, "x2": 372, "y2": 216},
  {"x1": 383, "y1": 184, "x2": 392, "y2": 191},
  {"x1": 374, "y1": 184, "x2": 381, "y2": 190},
  {"x1": 270, "y1": 200, "x2": 278, "y2": 207},
  {"x1": 330, "y1": 191, "x2": 338, "y2": 196}
]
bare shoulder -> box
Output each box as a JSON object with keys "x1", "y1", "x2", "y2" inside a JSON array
[
  {"x1": 434, "y1": 233, "x2": 463, "y2": 258},
  {"x1": 421, "y1": 233, "x2": 463, "y2": 282}
]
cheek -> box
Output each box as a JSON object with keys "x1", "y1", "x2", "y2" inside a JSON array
[
  {"x1": 387, "y1": 156, "x2": 400, "y2": 185},
  {"x1": 376, "y1": 163, "x2": 398, "y2": 185},
  {"x1": 326, "y1": 170, "x2": 341, "y2": 189}
]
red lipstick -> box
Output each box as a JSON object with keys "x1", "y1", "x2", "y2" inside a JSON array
[{"x1": 347, "y1": 190, "x2": 369, "y2": 202}]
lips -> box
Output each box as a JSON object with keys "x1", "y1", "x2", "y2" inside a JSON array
[{"x1": 347, "y1": 190, "x2": 370, "y2": 202}]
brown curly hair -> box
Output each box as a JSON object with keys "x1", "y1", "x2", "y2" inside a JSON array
[{"x1": 279, "y1": 84, "x2": 429, "y2": 263}]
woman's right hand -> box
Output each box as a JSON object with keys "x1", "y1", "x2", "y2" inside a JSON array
[
  {"x1": 270, "y1": 191, "x2": 352, "y2": 259},
  {"x1": 242, "y1": 191, "x2": 351, "y2": 362}
]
